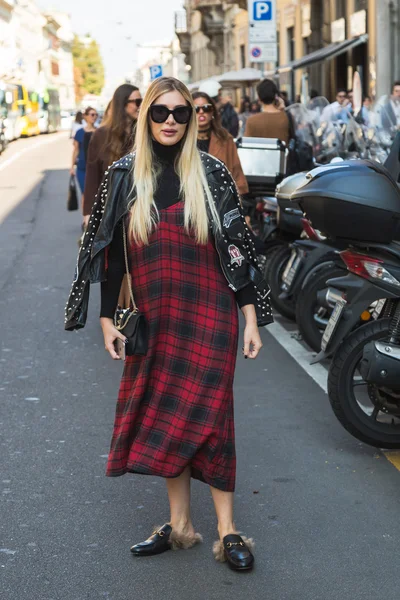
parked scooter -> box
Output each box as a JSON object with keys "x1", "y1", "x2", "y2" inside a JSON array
[
  {"x1": 291, "y1": 159, "x2": 400, "y2": 448},
  {"x1": 236, "y1": 136, "x2": 288, "y2": 264}
]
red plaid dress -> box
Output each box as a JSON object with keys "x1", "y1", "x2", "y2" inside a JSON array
[{"x1": 106, "y1": 201, "x2": 238, "y2": 491}]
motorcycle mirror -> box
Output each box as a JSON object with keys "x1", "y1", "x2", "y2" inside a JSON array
[{"x1": 352, "y1": 72, "x2": 363, "y2": 116}]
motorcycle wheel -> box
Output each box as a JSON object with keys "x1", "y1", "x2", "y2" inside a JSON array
[
  {"x1": 328, "y1": 318, "x2": 400, "y2": 448},
  {"x1": 295, "y1": 263, "x2": 344, "y2": 352},
  {"x1": 264, "y1": 245, "x2": 296, "y2": 321}
]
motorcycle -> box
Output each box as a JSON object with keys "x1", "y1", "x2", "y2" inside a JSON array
[{"x1": 291, "y1": 158, "x2": 400, "y2": 448}]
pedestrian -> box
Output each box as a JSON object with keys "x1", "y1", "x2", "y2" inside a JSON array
[
  {"x1": 219, "y1": 91, "x2": 239, "y2": 137},
  {"x1": 361, "y1": 95, "x2": 372, "y2": 126},
  {"x1": 250, "y1": 100, "x2": 260, "y2": 114},
  {"x1": 380, "y1": 81, "x2": 400, "y2": 131},
  {"x1": 244, "y1": 79, "x2": 290, "y2": 144},
  {"x1": 65, "y1": 76, "x2": 273, "y2": 571},
  {"x1": 347, "y1": 89, "x2": 354, "y2": 107},
  {"x1": 70, "y1": 110, "x2": 83, "y2": 138},
  {"x1": 280, "y1": 90, "x2": 290, "y2": 107},
  {"x1": 82, "y1": 84, "x2": 141, "y2": 226},
  {"x1": 321, "y1": 89, "x2": 352, "y2": 123},
  {"x1": 192, "y1": 91, "x2": 248, "y2": 195},
  {"x1": 238, "y1": 97, "x2": 252, "y2": 137},
  {"x1": 70, "y1": 106, "x2": 97, "y2": 195},
  {"x1": 307, "y1": 90, "x2": 320, "y2": 111}
]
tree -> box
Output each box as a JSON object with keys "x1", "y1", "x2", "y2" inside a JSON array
[{"x1": 72, "y1": 35, "x2": 105, "y2": 102}]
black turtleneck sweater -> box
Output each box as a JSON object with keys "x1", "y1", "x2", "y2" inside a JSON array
[{"x1": 100, "y1": 140, "x2": 255, "y2": 318}]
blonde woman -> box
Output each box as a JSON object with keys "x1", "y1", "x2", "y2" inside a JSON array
[{"x1": 65, "y1": 77, "x2": 273, "y2": 572}]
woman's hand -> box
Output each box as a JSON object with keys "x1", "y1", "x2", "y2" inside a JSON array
[
  {"x1": 241, "y1": 305, "x2": 263, "y2": 359},
  {"x1": 100, "y1": 317, "x2": 127, "y2": 360},
  {"x1": 243, "y1": 323, "x2": 263, "y2": 359},
  {"x1": 70, "y1": 167, "x2": 75, "y2": 176}
]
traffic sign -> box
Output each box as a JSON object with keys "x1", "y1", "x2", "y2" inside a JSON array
[
  {"x1": 150, "y1": 65, "x2": 163, "y2": 81},
  {"x1": 251, "y1": 47, "x2": 262, "y2": 59},
  {"x1": 253, "y1": 1, "x2": 272, "y2": 21},
  {"x1": 248, "y1": 0, "x2": 277, "y2": 63}
]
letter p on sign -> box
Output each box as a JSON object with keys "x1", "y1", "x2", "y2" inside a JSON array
[{"x1": 253, "y1": 1, "x2": 272, "y2": 20}]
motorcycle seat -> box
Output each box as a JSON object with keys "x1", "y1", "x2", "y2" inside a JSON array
[{"x1": 352, "y1": 240, "x2": 400, "y2": 259}]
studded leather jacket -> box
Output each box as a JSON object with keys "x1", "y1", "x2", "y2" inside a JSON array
[{"x1": 64, "y1": 152, "x2": 273, "y2": 331}]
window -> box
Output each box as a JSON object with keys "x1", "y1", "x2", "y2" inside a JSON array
[
  {"x1": 354, "y1": 0, "x2": 367, "y2": 10},
  {"x1": 240, "y1": 44, "x2": 246, "y2": 69},
  {"x1": 335, "y1": 0, "x2": 346, "y2": 19},
  {"x1": 287, "y1": 27, "x2": 295, "y2": 62},
  {"x1": 276, "y1": 30, "x2": 280, "y2": 64},
  {"x1": 303, "y1": 37, "x2": 310, "y2": 58}
]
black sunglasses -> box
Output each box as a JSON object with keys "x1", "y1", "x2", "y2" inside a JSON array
[
  {"x1": 126, "y1": 98, "x2": 143, "y2": 107},
  {"x1": 195, "y1": 104, "x2": 213, "y2": 114},
  {"x1": 88, "y1": 112, "x2": 98, "y2": 117},
  {"x1": 150, "y1": 104, "x2": 192, "y2": 124}
]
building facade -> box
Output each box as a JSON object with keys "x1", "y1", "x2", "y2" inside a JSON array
[
  {"x1": 134, "y1": 38, "x2": 190, "y2": 91},
  {"x1": 0, "y1": 0, "x2": 75, "y2": 109},
  {"x1": 175, "y1": 0, "x2": 248, "y2": 84},
  {"x1": 175, "y1": 0, "x2": 400, "y2": 101}
]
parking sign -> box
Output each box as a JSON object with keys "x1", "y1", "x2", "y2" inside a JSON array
[
  {"x1": 248, "y1": 0, "x2": 277, "y2": 63},
  {"x1": 253, "y1": 1, "x2": 272, "y2": 21},
  {"x1": 150, "y1": 65, "x2": 163, "y2": 81}
]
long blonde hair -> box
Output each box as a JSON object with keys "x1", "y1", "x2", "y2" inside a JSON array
[{"x1": 129, "y1": 77, "x2": 220, "y2": 245}]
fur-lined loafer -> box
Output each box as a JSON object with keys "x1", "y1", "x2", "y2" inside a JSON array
[
  {"x1": 130, "y1": 524, "x2": 172, "y2": 556},
  {"x1": 213, "y1": 534, "x2": 255, "y2": 571}
]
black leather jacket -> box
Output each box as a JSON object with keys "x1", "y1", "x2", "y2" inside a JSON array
[{"x1": 64, "y1": 152, "x2": 273, "y2": 331}]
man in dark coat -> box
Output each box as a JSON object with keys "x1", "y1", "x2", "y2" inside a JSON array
[{"x1": 219, "y1": 91, "x2": 239, "y2": 138}]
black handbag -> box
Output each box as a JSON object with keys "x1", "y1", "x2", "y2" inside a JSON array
[
  {"x1": 113, "y1": 221, "x2": 148, "y2": 356},
  {"x1": 67, "y1": 175, "x2": 78, "y2": 211}
]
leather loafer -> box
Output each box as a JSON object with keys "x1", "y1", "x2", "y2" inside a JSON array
[
  {"x1": 223, "y1": 534, "x2": 254, "y2": 571},
  {"x1": 130, "y1": 523, "x2": 172, "y2": 556}
]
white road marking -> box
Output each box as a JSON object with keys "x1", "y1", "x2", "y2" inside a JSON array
[
  {"x1": 265, "y1": 320, "x2": 328, "y2": 393},
  {"x1": 0, "y1": 133, "x2": 68, "y2": 173}
]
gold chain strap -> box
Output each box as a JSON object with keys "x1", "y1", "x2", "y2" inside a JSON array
[{"x1": 122, "y1": 220, "x2": 137, "y2": 312}]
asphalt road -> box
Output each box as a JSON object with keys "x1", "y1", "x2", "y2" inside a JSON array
[{"x1": 1, "y1": 135, "x2": 400, "y2": 600}]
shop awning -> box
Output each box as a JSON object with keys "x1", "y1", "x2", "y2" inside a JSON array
[
  {"x1": 276, "y1": 33, "x2": 369, "y2": 75},
  {"x1": 187, "y1": 77, "x2": 219, "y2": 92},
  {"x1": 188, "y1": 68, "x2": 263, "y2": 91},
  {"x1": 217, "y1": 67, "x2": 263, "y2": 86}
]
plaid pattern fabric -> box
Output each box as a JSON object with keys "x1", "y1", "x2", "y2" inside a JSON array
[{"x1": 106, "y1": 201, "x2": 238, "y2": 491}]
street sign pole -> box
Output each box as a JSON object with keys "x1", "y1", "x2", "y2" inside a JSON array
[{"x1": 247, "y1": 0, "x2": 277, "y2": 65}]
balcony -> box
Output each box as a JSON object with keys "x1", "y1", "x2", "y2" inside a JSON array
[
  {"x1": 224, "y1": 0, "x2": 247, "y2": 8},
  {"x1": 193, "y1": 1, "x2": 224, "y2": 65},
  {"x1": 174, "y1": 11, "x2": 191, "y2": 58}
]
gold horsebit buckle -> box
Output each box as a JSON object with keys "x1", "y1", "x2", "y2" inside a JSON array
[
  {"x1": 153, "y1": 528, "x2": 166, "y2": 537},
  {"x1": 226, "y1": 541, "x2": 245, "y2": 548}
]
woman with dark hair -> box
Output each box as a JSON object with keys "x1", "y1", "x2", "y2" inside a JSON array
[
  {"x1": 192, "y1": 91, "x2": 248, "y2": 195},
  {"x1": 70, "y1": 110, "x2": 83, "y2": 138},
  {"x1": 250, "y1": 101, "x2": 260, "y2": 114},
  {"x1": 71, "y1": 106, "x2": 98, "y2": 194},
  {"x1": 82, "y1": 84, "x2": 142, "y2": 225}
]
